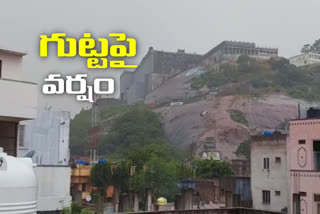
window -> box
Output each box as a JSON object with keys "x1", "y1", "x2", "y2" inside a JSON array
[
  {"x1": 0, "y1": 60, "x2": 2, "y2": 78},
  {"x1": 18, "y1": 125, "x2": 25, "y2": 147},
  {"x1": 300, "y1": 192, "x2": 307, "y2": 197},
  {"x1": 293, "y1": 194, "x2": 301, "y2": 214},
  {"x1": 299, "y1": 140, "x2": 306, "y2": 144},
  {"x1": 262, "y1": 190, "x2": 271, "y2": 204},
  {"x1": 275, "y1": 157, "x2": 281, "y2": 163},
  {"x1": 82, "y1": 183, "x2": 87, "y2": 192},
  {"x1": 0, "y1": 122, "x2": 17, "y2": 156},
  {"x1": 275, "y1": 191, "x2": 281, "y2": 196},
  {"x1": 263, "y1": 157, "x2": 270, "y2": 170},
  {"x1": 313, "y1": 141, "x2": 320, "y2": 171}
]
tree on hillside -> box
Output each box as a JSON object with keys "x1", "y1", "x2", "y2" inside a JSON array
[
  {"x1": 98, "y1": 107, "x2": 167, "y2": 156},
  {"x1": 91, "y1": 162, "x2": 113, "y2": 197},
  {"x1": 126, "y1": 141, "x2": 178, "y2": 170},
  {"x1": 70, "y1": 104, "x2": 130, "y2": 156},
  {"x1": 130, "y1": 156, "x2": 178, "y2": 202},
  {"x1": 236, "y1": 140, "x2": 251, "y2": 159},
  {"x1": 269, "y1": 57, "x2": 290, "y2": 71},
  {"x1": 111, "y1": 161, "x2": 131, "y2": 196},
  {"x1": 301, "y1": 39, "x2": 320, "y2": 54},
  {"x1": 90, "y1": 161, "x2": 131, "y2": 213},
  {"x1": 91, "y1": 161, "x2": 131, "y2": 195},
  {"x1": 70, "y1": 110, "x2": 91, "y2": 156},
  {"x1": 127, "y1": 142, "x2": 181, "y2": 202}
]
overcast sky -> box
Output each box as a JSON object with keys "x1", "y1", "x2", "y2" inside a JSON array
[{"x1": 1, "y1": 0, "x2": 319, "y2": 116}]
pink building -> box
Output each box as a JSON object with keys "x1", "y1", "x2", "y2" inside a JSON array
[{"x1": 288, "y1": 118, "x2": 320, "y2": 214}]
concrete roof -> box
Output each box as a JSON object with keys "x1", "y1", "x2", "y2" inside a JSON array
[
  {"x1": 0, "y1": 48, "x2": 27, "y2": 56},
  {"x1": 251, "y1": 134, "x2": 287, "y2": 142}
]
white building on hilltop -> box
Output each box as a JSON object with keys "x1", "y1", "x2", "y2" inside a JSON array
[{"x1": 289, "y1": 52, "x2": 320, "y2": 67}]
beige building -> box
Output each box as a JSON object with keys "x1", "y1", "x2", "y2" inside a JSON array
[
  {"x1": 0, "y1": 48, "x2": 38, "y2": 213},
  {"x1": 251, "y1": 134, "x2": 289, "y2": 213},
  {"x1": 0, "y1": 48, "x2": 38, "y2": 156},
  {"x1": 288, "y1": 114, "x2": 320, "y2": 214},
  {"x1": 0, "y1": 48, "x2": 71, "y2": 213}
]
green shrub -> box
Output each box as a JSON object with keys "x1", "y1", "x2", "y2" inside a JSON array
[
  {"x1": 236, "y1": 140, "x2": 251, "y2": 159},
  {"x1": 98, "y1": 107, "x2": 167, "y2": 156},
  {"x1": 190, "y1": 55, "x2": 320, "y2": 101},
  {"x1": 229, "y1": 109, "x2": 249, "y2": 127},
  {"x1": 81, "y1": 208, "x2": 95, "y2": 214},
  {"x1": 194, "y1": 159, "x2": 234, "y2": 178},
  {"x1": 60, "y1": 202, "x2": 84, "y2": 214}
]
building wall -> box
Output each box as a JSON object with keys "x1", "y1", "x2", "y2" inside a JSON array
[
  {"x1": 121, "y1": 48, "x2": 201, "y2": 104},
  {"x1": 0, "y1": 79, "x2": 37, "y2": 120},
  {"x1": 36, "y1": 166, "x2": 72, "y2": 212},
  {"x1": 120, "y1": 71, "x2": 134, "y2": 101},
  {"x1": 18, "y1": 110, "x2": 70, "y2": 165},
  {"x1": 231, "y1": 159, "x2": 250, "y2": 178},
  {"x1": 217, "y1": 159, "x2": 252, "y2": 208},
  {"x1": 151, "y1": 73, "x2": 170, "y2": 90},
  {"x1": 152, "y1": 50, "x2": 201, "y2": 75},
  {"x1": 194, "y1": 179, "x2": 220, "y2": 204},
  {"x1": 17, "y1": 110, "x2": 72, "y2": 213},
  {"x1": 0, "y1": 50, "x2": 39, "y2": 213},
  {"x1": 289, "y1": 119, "x2": 320, "y2": 171},
  {"x1": 0, "y1": 50, "x2": 37, "y2": 157},
  {"x1": 0, "y1": 52, "x2": 23, "y2": 81},
  {"x1": 0, "y1": 51, "x2": 37, "y2": 120},
  {"x1": 220, "y1": 177, "x2": 252, "y2": 208},
  {"x1": 251, "y1": 135, "x2": 288, "y2": 212},
  {"x1": 288, "y1": 119, "x2": 320, "y2": 214},
  {"x1": 125, "y1": 51, "x2": 154, "y2": 104}
]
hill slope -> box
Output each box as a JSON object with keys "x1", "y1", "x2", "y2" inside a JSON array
[
  {"x1": 70, "y1": 57, "x2": 320, "y2": 160},
  {"x1": 147, "y1": 57, "x2": 320, "y2": 159}
]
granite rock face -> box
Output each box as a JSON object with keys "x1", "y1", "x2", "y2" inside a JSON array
[{"x1": 153, "y1": 92, "x2": 316, "y2": 160}]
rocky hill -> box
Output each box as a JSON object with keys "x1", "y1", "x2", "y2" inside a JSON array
[
  {"x1": 155, "y1": 94, "x2": 319, "y2": 160},
  {"x1": 145, "y1": 57, "x2": 320, "y2": 160},
  {"x1": 70, "y1": 57, "x2": 320, "y2": 161}
]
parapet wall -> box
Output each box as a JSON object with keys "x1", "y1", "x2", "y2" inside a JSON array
[{"x1": 128, "y1": 208, "x2": 282, "y2": 214}]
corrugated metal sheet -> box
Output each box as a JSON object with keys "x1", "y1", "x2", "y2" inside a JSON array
[{"x1": 18, "y1": 110, "x2": 70, "y2": 165}]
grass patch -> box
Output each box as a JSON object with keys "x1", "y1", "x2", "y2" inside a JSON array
[{"x1": 229, "y1": 109, "x2": 249, "y2": 127}]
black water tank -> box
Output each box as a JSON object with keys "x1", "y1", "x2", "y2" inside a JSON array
[{"x1": 307, "y1": 107, "x2": 320, "y2": 118}]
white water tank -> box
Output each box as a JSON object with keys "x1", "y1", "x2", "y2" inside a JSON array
[{"x1": 0, "y1": 147, "x2": 37, "y2": 214}]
